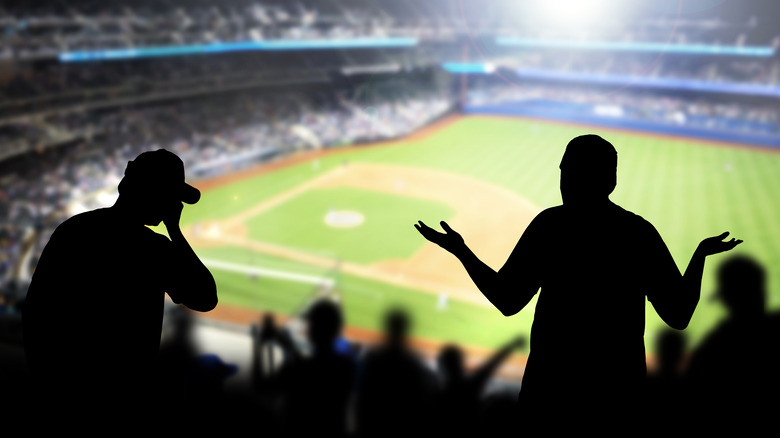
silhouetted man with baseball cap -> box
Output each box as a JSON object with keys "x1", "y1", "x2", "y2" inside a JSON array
[
  {"x1": 415, "y1": 134, "x2": 741, "y2": 431},
  {"x1": 22, "y1": 149, "x2": 217, "y2": 424}
]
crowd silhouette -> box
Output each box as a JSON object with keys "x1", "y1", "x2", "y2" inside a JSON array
[
  {"x1": 684, "y1": 254, "x2": 780, "y2": 431},
  {"x1": 247, "y1": 303, "x2": 526, "y2": 437},
  {"x1": 15, "y1": 136, "x2": 780, "y2": 435}
]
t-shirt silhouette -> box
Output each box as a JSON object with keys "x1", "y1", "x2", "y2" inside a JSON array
[
  {"x1": 510, "y1": 200, "x2": 679, "y2": 408},
  {"x1": 23, "y1": 207, "x2": 182, "y2": 394}
]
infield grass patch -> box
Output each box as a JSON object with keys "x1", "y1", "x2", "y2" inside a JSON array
[{"x1": 243, "y1": 187, "x2": 455, "y2": 264}]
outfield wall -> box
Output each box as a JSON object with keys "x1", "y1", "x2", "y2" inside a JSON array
[{"x1": 464, "y1": 100, "x2": 780, "y2": 148}]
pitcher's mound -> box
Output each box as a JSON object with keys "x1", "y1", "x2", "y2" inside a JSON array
[{"x1": 324, "y1": 209, "x2": 365, "y2": 228}]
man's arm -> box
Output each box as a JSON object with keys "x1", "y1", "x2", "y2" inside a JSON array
[
  {"x1": 649, "y1": 230, "x2": 741, "y2": 330},
  {"x1": 415, "y1": 220, "x2": 541, "y2": 316},
  {"x1": 163, "y1": 202, "x2": 218, "y2": 312}
]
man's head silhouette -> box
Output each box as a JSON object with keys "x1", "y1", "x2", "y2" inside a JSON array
[
  {"x1": 714, "y1": 255, "x2": 766, "y2": 319},
  {"x1": 559, "y1": 134, "x2": 617, "y2": 205},
  {"x1": 305, "y1": 299, "x2": 344, "y2": 351},
  {"x1": 385, "y1": 307, "x2": 410, "y2": 346},
  {"x1": 117, "y1": 149, "x2": 200, "y2": 225},
  {"x1": 437, "y1": 344, "x2": 465, "y2": 382}
]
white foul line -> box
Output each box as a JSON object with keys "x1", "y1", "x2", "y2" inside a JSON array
[{"x1": 201, "y1": 258, "x2": 335, "y2": 287}]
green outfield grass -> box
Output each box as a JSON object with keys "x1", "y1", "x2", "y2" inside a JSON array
[{"x1": 180, "y1": 116, "x2": 780, "y2": 353}]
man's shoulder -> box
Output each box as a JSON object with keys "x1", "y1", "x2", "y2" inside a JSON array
[
  {"x1": 534, "y1": 205, "x2": 565, "y2": 222},
  {"x1": 534, "y1": 204, "x2": 647, "y2": 223},
  {"x1": 526, "y1": 206, "x2": 573, "y2": 233},
  {"x1": 611, "y1": 204, "x2": 656, "y2": 230},
  {"x1": 53, "y1": 208, "x2": 170, "y2": 245},
  {"x1": 45, "y1": 209, "x2": 109, "y2": 245},
  {"x1": 56, "y1": 208, "x2": 112, "y2": 229},
  {"x1": 538, "y1": 205, "x2": 562, "y2": 215}
]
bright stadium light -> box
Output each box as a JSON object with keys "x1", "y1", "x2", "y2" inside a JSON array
[{"x1": 532, "y1": 0, "x2": 619, "y2": 30}]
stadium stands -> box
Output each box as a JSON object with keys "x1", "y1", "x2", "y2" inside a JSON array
[{"x1": 0, "y1": 79, "x2": 454, "y2": 308}]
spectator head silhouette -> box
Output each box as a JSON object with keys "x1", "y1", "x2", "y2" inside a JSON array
[
  {"x1": 437, "y1": 344, "x2": 465, "y2": 382},
  {"x1": 258, "y1": 313, "x2": 279, "y2": 343},
  {"x1": 559, "y1": 134, "x2": 617, "y2": 205},
  {"x1": 384, "y1": 307, "x2": 411, "y2": 347},
  {"x1": 117, "y1": 148, "x2": 201, "y2": 225},
  {"x1": 713, "y1": 254, "x2": 766, "y2": 319},
  {"x1": 304, "y1": 298, "x2": 343, "y2": 352}
]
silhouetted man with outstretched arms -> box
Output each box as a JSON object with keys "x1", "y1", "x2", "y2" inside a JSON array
[
  {"x1": 22, "y1": 149, "x2": 217, "y2": 423},
  {"x1": 415, "y1": 134, "x2": 741, "y2": 429}
]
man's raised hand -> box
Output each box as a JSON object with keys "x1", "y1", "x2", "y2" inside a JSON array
[
  {"x1": 414, "y1": 220, "x2": 465, "y2": 255},
  {"x1": 697, "y1": 232, "x2": 743, "y2": 257},
  {"x1": 162, "y1": 200, "x2": 184, "y2": 232}
]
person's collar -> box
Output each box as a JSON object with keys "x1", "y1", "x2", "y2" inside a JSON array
[{"x1": 563, "y1": 197, "x2": 614, "y2": 211}]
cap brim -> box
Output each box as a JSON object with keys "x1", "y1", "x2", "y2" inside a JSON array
[{"x1": 181, "y1": 183, "x2": 201, "y2": 204}]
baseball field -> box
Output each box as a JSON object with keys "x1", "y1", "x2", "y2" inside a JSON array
[{"x1": 176, "y1": 114, "x2": 780, "y2": 365}]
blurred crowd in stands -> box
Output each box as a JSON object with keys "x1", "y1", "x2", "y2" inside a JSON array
[
  {"x1": 0, "y1": 0, "x2": 777, "y2": 113},
  {"x1": 3, "y1": 50, "x2": 777, "y2": 117},
  {"x1": 0, "y1": 0, "x2": 390, "y2": 58},
  {"x1": 1, "y1": 0, "x2": 777, "y2": 58},
  {"x1": 466, "y1": 78, "x2": 780, "y2": 136},
  {"x1": 488, "y1": 51, "x2": 780, "y2": 87},
  {"x1": 0, "y1": 82, "x2": 454, "y2": 312}
]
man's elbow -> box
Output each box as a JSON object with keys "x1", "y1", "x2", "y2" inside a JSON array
[
  {"x1": 494, "y1": 290, "x2": 535, "y2": 317},
  {"x1": 188, "y1": 293, "x2": 218, "y2": 312},
  {"x1": 664, "y1": 314, "x2": 690, "y2": 331},
  {"x1": 497, "y1": 302, "x2": 522, "y2": 317},
  {"x1": 178, "y1": 280, "x2": 218, "y2": 312},
  {"x1": 653, "y1": 298, "x2": 695, "y2": 331},
  {"x1": 201, "y1": 300, "x2": 218, "y2": 312},
  {"x1": 196, "y1": 276, "x2": 218, "y2": 311},
  {"x1": 197, "y1": 282, "x2": 219, "y2": 312},
  {"x1": 669, "y1": 305, "x2": 696, "y2": 330}
]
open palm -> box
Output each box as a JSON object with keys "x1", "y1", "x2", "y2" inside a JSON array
[
  {"x1": 414, "y1": 220, "x2": 465, "y2": 254},
  {"x1": 698, "y1": 231, "x2": 743, "y2": 256}
]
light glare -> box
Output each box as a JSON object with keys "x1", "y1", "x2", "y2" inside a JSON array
[{"x1": 534, "y1": 0, "x2": 615, "y2": 29}]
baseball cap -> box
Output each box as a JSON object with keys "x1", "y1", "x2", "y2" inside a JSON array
[{"x1": 123, "y1": 149, "x2": 200, "y2": 204}]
